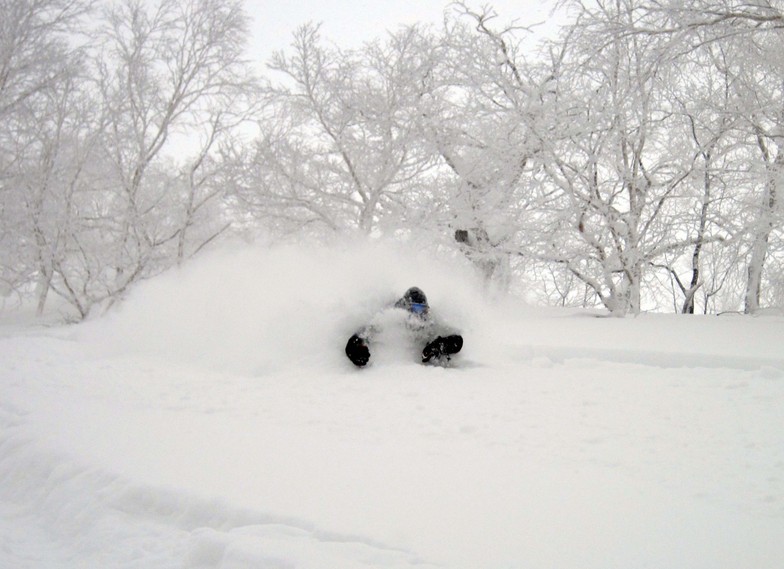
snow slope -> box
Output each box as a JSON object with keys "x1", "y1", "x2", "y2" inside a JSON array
[{"x1": 1, "y1": 242, "x2": 783, "y2": 569}]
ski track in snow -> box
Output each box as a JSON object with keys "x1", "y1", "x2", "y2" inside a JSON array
[{"x1": 1, "y1": 245, "x2": 783, "y2": 569}]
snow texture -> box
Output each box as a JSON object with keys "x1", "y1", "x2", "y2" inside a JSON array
[{"x1": 1, "y1": 241, "x2": 783, "y2": 569}]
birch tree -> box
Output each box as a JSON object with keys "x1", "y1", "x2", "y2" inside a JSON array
[
  {"x1": 613, "y1": 0, "x2": 784, "y2": 312},
  {"x1": 237, "y1": 24, "x2": 437, "y2": 237},
  {"x1": 534, "y1": 0, "x2": 696, "y2": 315},
  {"x1": 46, "y1": 0, "x2": 256, "y2": 317},
  {"x1": 0, "y1": 0, "x2": 91, "y2": 121},
  {"x1": 0, "y1": 0, "x2": 92, "y2": 305},
  {"x1": 648, "y1": 41, "x2": 741, "y2": 314}
]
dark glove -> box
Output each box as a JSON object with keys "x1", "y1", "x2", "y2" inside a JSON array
[
  {"x1": 422, "y1": 334, "x2": 463, "y2": 363},
  {"x1": 345, "y1": 334, "x2": 370, "y2": 367}
]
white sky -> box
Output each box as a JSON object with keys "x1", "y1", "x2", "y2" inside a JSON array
[{"x1": 244, "y1": 0, "x2": 560, "y2": 64}]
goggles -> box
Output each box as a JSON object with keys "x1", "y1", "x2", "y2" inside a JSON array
[{"x1": 410, "y1": 302, "x2": 428, "y2": 314}]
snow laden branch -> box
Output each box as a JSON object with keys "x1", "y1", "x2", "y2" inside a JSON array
[
  {"x1": 237, "y1": 23, "x2": 439, "y2": 237},
  {"x1": 0, "y1": 0, "x2": 258, "y2": 319},
  {"x1": 4, "y1": 0, "x2": 784, "y2": 317}
]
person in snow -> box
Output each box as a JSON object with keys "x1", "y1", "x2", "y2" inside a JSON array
[{"x1": 345, "y1": 286, "x2": 463, "y2": 367}]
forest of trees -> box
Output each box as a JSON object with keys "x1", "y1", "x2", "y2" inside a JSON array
[{"x1": 2, "y1": 0, "x2": 783, "y2": 318}]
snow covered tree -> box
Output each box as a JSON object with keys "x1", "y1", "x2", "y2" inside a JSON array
[
  {"x1": 0, "y1": 0, "x2": 93, "y2": 308},
  {"x1": 646, "y1": 41, "x2": 740, "y2": 314},
  {"x1": 525, "y1": 0, "x2": 697, "y2": 314},
  {"x1": 421, "y1": 4, "x2": 548, "y2": 291},
  {"x1": 602, "y1": 0, "x2": 784, "y2": 312},
  {"x1": 235, "y1": 24, "x2": 438, "y2": 238},
  {"x1": 46, "y1": 0, "x2": 257, "y2": 317},
  {"x1": 6, "y1": 0, "x2": 784, "y2": 318},
  {"x1": 0, "y1": 0, "x2": 91, "y2": 121},
  {"x1": 1, "y1": 0, "x2": 256, "y2": 318}
]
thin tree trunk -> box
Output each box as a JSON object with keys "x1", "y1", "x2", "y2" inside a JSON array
[{"x1": 744, "y1": 144, "x2": 780, "y2": 314}]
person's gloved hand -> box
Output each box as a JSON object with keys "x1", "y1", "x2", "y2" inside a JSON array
[
  {"x1": 422, "y1": 335, "x2": 463, "y2": 363},
  {"x1": 345, "y1": 334, "x2": 370, "y2": 367},
  {"x1": 421, "y1": 340, "x2": 440, "y2": 363}
]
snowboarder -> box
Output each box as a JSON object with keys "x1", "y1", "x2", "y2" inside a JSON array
[{"x1": 345, "y1": 286, "x2": 463, "y2": 367}]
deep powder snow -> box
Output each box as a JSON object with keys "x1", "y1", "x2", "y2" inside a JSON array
[{"x1": 1, "y1": 242, "x2": 783, "y2": 568}]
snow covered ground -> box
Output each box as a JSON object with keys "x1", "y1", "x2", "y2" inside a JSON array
[{"x1": 2, "y1": 242, "x2": 783, "y2": 569}]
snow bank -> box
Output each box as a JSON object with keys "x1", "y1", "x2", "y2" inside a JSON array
[{"x1": 86, "y1": 240, "x2": 486, "y2": 374}]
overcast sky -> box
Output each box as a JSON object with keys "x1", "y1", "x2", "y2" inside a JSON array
[{"x1": 244, "y1": 0, "x2": 559, "y2": 63}]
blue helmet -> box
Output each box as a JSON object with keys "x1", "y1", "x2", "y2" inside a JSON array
[{"x1": 396, "y1": 286, "x2": 429, "y2": 315}]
